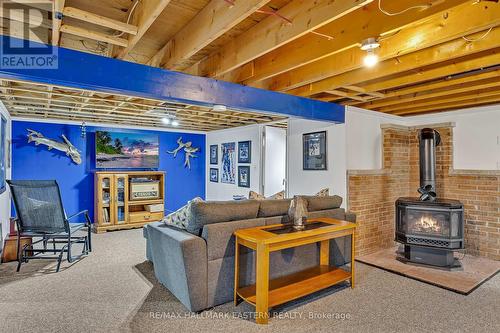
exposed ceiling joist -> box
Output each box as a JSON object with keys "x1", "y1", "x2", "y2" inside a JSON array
[
  {"x1": 62, "y1": 7, "x2": 138, "y2": 35},
  {"x1": 287, "y1": 27, "x2": 500, "y2": 97},
  {"x1": 263, "y1": 2, "x2": 500, "y2": 93},
  {"x1": 148, "y1": 0, "x2": 271, "y2": 70},
  {"x1": 51, "y1": 0, "x2": 65, "y2": 45},
  {"x1": 60, "y1": 24, "x2": 129, "y2": 47},
  {"x1": 187, "y1": 0, "x2": 373, "y2": 78},
  {"x1": 114, "y1": 0, "x2": 172, "y2": 59},
  {"x1": 221, "y1": 0, "x2": 467, "y2": 84}
]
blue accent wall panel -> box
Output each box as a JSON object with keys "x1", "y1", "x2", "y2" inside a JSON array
[{"x1": 11, "y1": 121, "x2": 205, "y2": 220}]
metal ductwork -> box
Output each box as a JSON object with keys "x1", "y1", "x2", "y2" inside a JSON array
[{"x1": 417, "y1": 128, "x2": 441, "y2": 201}]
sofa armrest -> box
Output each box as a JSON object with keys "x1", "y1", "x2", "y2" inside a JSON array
[
  {"x1": 345, "y1": 211, "x2": 357, "y2": 223},
  {"x1": 144, "y1": 222, "x2": 207, "y2": 312}
]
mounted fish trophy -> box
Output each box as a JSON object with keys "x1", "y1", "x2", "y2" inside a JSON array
[
  {"x1": 27, "y1": 129, "x2": 82, "y2": 165},
  {"x1": 167, "y1": 137, "x2": 199, "y2": 169}
]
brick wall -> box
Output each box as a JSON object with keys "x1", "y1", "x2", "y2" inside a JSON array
[{"x1": 348, "y1": 124, "x2": 500, "y2": 260}]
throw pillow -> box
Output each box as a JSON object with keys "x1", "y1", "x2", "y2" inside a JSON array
[
  {"x1": 268, "y1": 190, "x2": 285, "y2": 200},
  {"x1": 163, "y1": 197, "x2": 203, "y2": 230},
  {"x1": 249, "y1": 190, "x2": 265, "y2": 200},
  {"x1": 315, "y1": 188, "x2": 330, "y2": 197},
  {"x1": 249, "y1": 190, "x2": 285, "y2": 200}
]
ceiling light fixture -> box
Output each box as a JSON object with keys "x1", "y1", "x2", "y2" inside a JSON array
[
  {"x1": 212, "y1": 104, "x2": 227, "y2": 112},
  {"x1": 161, "y1": 117, "x2": 171, "y2": 125},
  {"x1": 171, "y1": 120, "x2": 180, "y2": 127},
  {"x1": 360, "y1": 37, "x2": 380, "y2": 67}
]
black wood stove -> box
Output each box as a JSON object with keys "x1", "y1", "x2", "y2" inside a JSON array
[{"x1": 395, "y1": 128, "x2": 464, "y2": 268}]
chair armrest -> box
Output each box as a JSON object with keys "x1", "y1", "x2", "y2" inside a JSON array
[
  {"x1": 66, "y1": 210, "x2": 92, "y2": 226},
  {"x1": 144, "y1": 222, "x2": 207, "y2": 312}
]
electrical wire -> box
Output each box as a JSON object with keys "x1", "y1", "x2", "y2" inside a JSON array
[
  {"x1": 378, "y1": 0, "x2": 431, "y2": 16},
  {"x1": 113, "y1": 0, "x2": 140, "y2": 37},
  {"x1": 462, "y1": 27, "x2": 493, "y2": 42}
]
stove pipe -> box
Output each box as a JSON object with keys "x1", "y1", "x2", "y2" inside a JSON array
[{"x1": 418, "y1": 128, "x2": 441, "y2": 201}]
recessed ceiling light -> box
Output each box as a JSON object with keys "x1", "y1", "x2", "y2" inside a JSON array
[
  {"x1": 171, "y1": 120, "x2": 180, "y2": 127},
  {"x1": 212, "y1": 104, "x2": 227, "y2": 112},
  {"x1": 161, "y1": 117, "x2": 171, "y2": 125}
]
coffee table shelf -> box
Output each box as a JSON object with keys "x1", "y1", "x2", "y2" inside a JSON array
[{"x1": 237, "y1": 265, "x2": 351, "y2": 308}]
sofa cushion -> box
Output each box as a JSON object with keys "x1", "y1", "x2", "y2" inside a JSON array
[
  {"x1": 186, "y1": 200, "x2": 260, "y2": 235},
  {"x1": 304, "y1": 195, "x2": 343, "y2": 212},
  {"x1": 315, "y1": 188, "x2": 330, "y2": 196},
  {"x1": 249, "y1": 190, "x2": 285, "y2": 200},
  {"x1": 257, "y1": 199, "x2": 292, "y2": 218}
]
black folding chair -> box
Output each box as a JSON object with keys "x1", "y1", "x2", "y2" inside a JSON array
[{"x1": 7, "y1": 180, "x2": 92, "y2": 272}]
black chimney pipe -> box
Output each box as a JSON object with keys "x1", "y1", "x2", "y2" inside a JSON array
[{"x1": 418, "y1": 128, "x2": 441, "y2": 201}]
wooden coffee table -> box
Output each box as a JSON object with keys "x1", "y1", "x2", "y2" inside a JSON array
[{"x1": 233, "y1": 217, "x2": 356, "y2": 324}]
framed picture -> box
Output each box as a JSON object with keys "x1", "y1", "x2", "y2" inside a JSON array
[
  {"x1": 238, "y1": 141, "x2": 251, "y2": 163},
  {"x1": 303, "y1": 131, "x2": 327, "y2": 170},
  {"x1": 209, "y1": 144, "x2": 218, "y2": 164},
  {"x1": 209, "y1": 168, "x2": 219, "y2": 182},
  {"x1": 0, "y1": 114, "x2": 6, "y2": 194},
  {"x1": 238, "y1": 166, "x2": 250, "y2": 188},
  {"x1": 221, "y1": 142, "x2": 236, "y2": 184}
]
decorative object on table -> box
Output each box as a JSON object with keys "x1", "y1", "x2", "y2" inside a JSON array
[
  {"x1": 163, "y1": 197, "x2": 203, "y2": 230},
  {"x1": 238, "y1": 140, "x2": 251, "y2": 163},
  {"x1": 0, "y1": 114, "x2": 6, "y2": 194},
  {"x1": 167, "y1": 137, "x2": 200, "y2": 169},
  {"x1": 209, "y1": 144, "x2": 218, "y2": 164},
  {"x1": 96, "y1": 131, "x2": 159, "y2": 169},
  {"x1": 232, "y1": 195, "x2": 247, "y2": 201},
  {"x1": 238, "y1": 166, "x2": 250, "y2": 188},
  {"x1": 221, "y1": 142, "x2": 236, "y2": 184},
  {"x1": 80, "y1": 121, "x2": 87, "y2": 138},
  {"x1": 249, "y1": 190, "x2": 285, "y2": 200},
  {"x1": 288, "y1": 196, "x2": 308, "y2": 230},
  {"x1": 209, "y1": 168, "x2": 219, "y2": 182},
  {"x1": 316, "y1": 188, "x2": 330, "y2": 197},
  {"x1": 303, "y1": 131, "x2": 327, "y2": 170},
  {"x1": 27, "y1": 129, "x2": 82, "y2": 165}
]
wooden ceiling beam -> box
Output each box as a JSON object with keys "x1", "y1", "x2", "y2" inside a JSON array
[
  {"x1": 360, "y1": 76, "x2": 500, "y2": 109},
  {"x1": 264, "y1": 2, "x2": 500, "y2": 93},
  {"x1": 350, "y1": 67, "x2": 500, "y2": 106},
  {"x1": 355, "y1": 50, "x2": 500, "y2": 99},
  {"x1": 391, "y1": 93, "x2": 500, "y2": 116},
  {"x1": 60, "y1": 24, "x2": 129, "y2": 47},
  {"x1": 114, "y1": 0, "x2": 172, "y2": 59},
  {"x1": 187, "y1": 0, "x2": 373, "y2": 78},
  {"x1": 380, "y1": 86, "x2": 500, "y2": 113},
  {"x1": 51, "y1": 0, "x2": 65, "y2": 45},
  {"x1": 62, "y1": 7, "x2": 138, "y2": 35},
  {"x1": 288, "y1": 27, "x2": 500, "y2": 98},
  {"x1": 148, "y1": 0, "x2": 271, "y2": 70},
  {"x1": 221, "y1": 0, "x2": 466, "y2": 84}
]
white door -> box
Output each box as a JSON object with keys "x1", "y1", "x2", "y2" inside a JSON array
[{"x1": 263, "y1": 126, "x2": 286, "y2": 197}]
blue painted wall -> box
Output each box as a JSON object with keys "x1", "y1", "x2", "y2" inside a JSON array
[{"x1": 11, "y1": 120, "x2": 206, "y2": 220}]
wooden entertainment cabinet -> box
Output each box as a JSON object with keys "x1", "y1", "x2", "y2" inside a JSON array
[{"x1": 94, "y1": 171, "x2": 165, "y2": 233}]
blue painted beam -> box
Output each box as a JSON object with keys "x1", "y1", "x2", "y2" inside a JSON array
[{"x1": 0, "y1": 36, "x2": 344, "y2": 123}]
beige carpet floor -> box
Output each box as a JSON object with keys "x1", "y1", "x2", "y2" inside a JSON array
[{"x1": 1, "y1": 228, "x2": 499, "y2": 333}]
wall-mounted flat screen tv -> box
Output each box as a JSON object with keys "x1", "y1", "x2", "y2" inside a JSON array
[{"x1": 96, "y1": 131, "x2": 159, "y2": 169}]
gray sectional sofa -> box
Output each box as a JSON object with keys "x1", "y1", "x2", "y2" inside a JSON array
[{"x1": 143, "y1": 196, "x2": 356, "y2": 312}]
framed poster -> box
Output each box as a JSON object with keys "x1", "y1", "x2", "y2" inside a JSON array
[
  {"x1": 0, "y1": 114, "x2": 6, "y2": 194},
  {"x1": 221, "y1": 142, "x2": 236, "y2": 184},
  {"x1": 238, "y1": 141, "x2": 251, "y2": 163},
  {"x1": 303, "y1": 131, "x2": 327, "y2": 170},
  {"x1": 238, "y1": 166, "x2": 250, "y2": 188},
  {"x1": 209, "y1": 168, "x2": 219, "y2": 183},
  {"x1": 209, "y1": 144, "x2": 218, "y2": 164}
]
